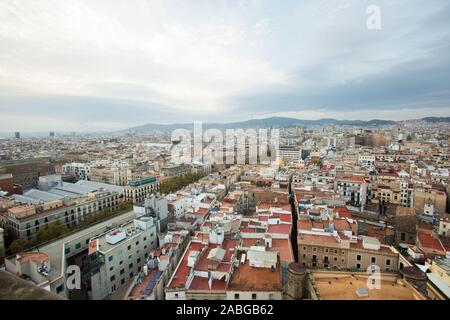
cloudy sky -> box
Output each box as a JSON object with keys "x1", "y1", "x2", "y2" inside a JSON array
[{"x1": 0, "y1": 0, "x2": 449, "y2": 132}]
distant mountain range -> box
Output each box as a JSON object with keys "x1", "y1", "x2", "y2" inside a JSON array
[
  {"x1": 1, "y1": 116, "x2": 448, "y2": 138},
  {"x1": 123, "y1": 116, "x2": 450, "y2": 133}
]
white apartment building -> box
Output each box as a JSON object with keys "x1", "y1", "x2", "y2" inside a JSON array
[
  {"x1": 278, "y1": 145, "x2": 302, "y2": 164},
  {"x1": 62, "y1": 162, "x2": 92, "y2": 181},
  {"x1": 89, "y1": 216, "x2": 159, "y2": 299},
  {"x1": 335, "y1": 176, "x2": 368, "y2": 206},
  {"x1": 4, "y1": 211, "x2": 137, "y2": 299},
  {"x1": 438, "y1": 220, "x2": 450, "y2": 236},
  {"x1": 358, "y1": 155, "x2": 375, "y2": 167}
]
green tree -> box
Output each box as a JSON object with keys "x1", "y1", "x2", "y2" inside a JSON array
[{"x1": 8, "y1": 239, "x2": 30, "y2": 254}]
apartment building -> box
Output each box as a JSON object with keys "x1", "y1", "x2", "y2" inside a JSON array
[
  {"x1": 358, "y1": 155, "x2": 375, "y2": 167},
  {"x1": 414, "y1": 187, "x2": 447, "y2": 214},
  {"x1": 278, "y1": 145, "x2": 302, "y2": 164},
  {"x1": 334, "y1": 175, "x2": 368, "y2": 206},
  {"x1": 226, "y1": 250, "x2": 283, "y2": 300},
  {"x1": 426, "y1": 257, "x2": 450, "y2": 300},
  {"x1": 62, "y1": 162, "x2": 91, "y2": 181},
  {"x1": 438, "y1": 219, "x2": 450, "y2": 236},
  {"x1": 298, "y1": 232, "x2": 399, "y2": 272},
  {"x1": 126, "y1": 231, "x2": 189, "y2": 300},
  {"x1": 4, "y1": 211, "x2": 137, "y2": 299},
  {"x1": 5, "y1": 184, "x2": 120, "y2": 239},
  {"x1": 124, "y1": 176, "x2": 160, "y2": 204},
  {"x1": 297, "y1": 215, "x2": 352, "y2": 270},
  {"x1": 90, "y1": 166, "x2": 129, "y2": 186},
  {"x1": 133, "y1": 195, "x2": 169, "y2": 232},
  {"x1": 0, "y1": 158, "x2": 54, "y2": 189},
  {"x1": 0, "y1": 173, "x2": 14, "y2": 195},
  {"x1": 369, "y1": 181, "x2": 414, "y2": 208},
  {"x1": 160, "y1": 163, "x2": 192, "y2": 177},
  {"x1": 89, "y1": 216, "x2": 159, "y2": 299}
]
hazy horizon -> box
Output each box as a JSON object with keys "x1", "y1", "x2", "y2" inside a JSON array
[{"x1": 1, "y1": 115, "x2": 449, "y2": 136}]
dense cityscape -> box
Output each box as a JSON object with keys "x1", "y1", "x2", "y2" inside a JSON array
[
  {"x1": 0, "y1": 117, "x2": 449, "y2": 300},
  {"x1": 0, "y1": 0, "x2": 449, "y2": 310}
]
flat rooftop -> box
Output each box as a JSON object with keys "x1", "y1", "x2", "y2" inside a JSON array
[
  {"x1": 314, "y1": 274, "x2": 424, "y2": 300},
  {"x1": 0, "y1": 270, "x2": 63, "y2": 300},
  {"x1": 6, "y1": 210, "x2": 136, "y2": 283},
  {"x1": 228, "y1": 258, "x2": 282, "y2": 292}
]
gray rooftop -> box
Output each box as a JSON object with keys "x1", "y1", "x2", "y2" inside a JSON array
[
  {"x1": 75, "y1": 180, "x2": 124, "y2": 194},
  {"x1": 0, "y1": 270, "x2": 64, "y2": 300},
  {"x1": 24, "y1": 189, "x2": 65, "y2": 202}
]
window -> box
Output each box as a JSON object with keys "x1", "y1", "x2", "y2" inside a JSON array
[
  {"x1": 312, "y1": 247, "x2": 317, "y2": 252},
  {"x1": 371, "y1": 257, "x2": 376, "y2": 264},
  {"x1": 56, "y1": 284, "x2": 64, "y2": 294},
  {"x1": 110, "y1": 266, "x2": 114, "y2": 271},
  {"x1": 110, "y1": 275, "x2": 115, "y2": 281},
  {"x1": 303, "y1": 246, "x2": 306, "y2": 251},
  {"x1": 128, "y1": 255, "x2": 132, "y2": 260},
  {"x1": 252, "y1": 293, "x2": 257, "y2": 300},
  {"x1": 108, "y1": 256, "x2": 113, "y2": 262},
  {"x1": 234, "y1": 293, "x2": 239, "y2": 299},
  {"x1": 128, "y1": 245, "x2": 131, "y2": 250},
  {"x1": 129, "y1": 263, "x2": 133, "y2": 269},
  {"x1": 386, "y1": 259, "x2": 391, "y2": 266},
  {"x1": 120, "y1": 269, "x2": 125, "y2": 275},
  {"x1": 356, "y1": 255, "x2": 361, "y2": 261},
  {"x1": 121, "y1": 278, "x2": 125, "y2": 285},
  {"x1": 325, "y1": 248, "x2": 329, "y2": 253},
  {"x1": 75, "y1": 242, "x2": 81, "y2": 249},
  {"x1": 65, "y1": 247, "x2": 70, "y2": 254},
  {"x1": 356, "y1": 263, "x2": 361, "y2": 269},
  {"x1": 130, "y1": 272, "x2": 133, "y2": 279}
]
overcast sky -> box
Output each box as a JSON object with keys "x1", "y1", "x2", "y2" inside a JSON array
[{"x1": 0, "y1": 0, "x2": 449, "y2": 132}]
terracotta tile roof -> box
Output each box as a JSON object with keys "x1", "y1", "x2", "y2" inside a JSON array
[
  {"x1": 167, "y1": 241, "x2": 204, "y2": 289},
  {"x1": 417, "y1": 231, "x2": 445, "y2": 254},
  {"x1": 227, "y1": 258, "x2": 281, "y2": 292}
]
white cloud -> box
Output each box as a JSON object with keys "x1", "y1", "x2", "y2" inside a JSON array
[
  {"x1": 0, "y1": 0, "x2": 287, "y2": 113},
  {"x1": 0, "y1": 0, "x2": 449, "y2": 131}
]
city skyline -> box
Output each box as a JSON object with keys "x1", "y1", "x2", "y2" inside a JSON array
[{"x1": 1, "y1": 0, "x2": 450, "y2": 132}]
